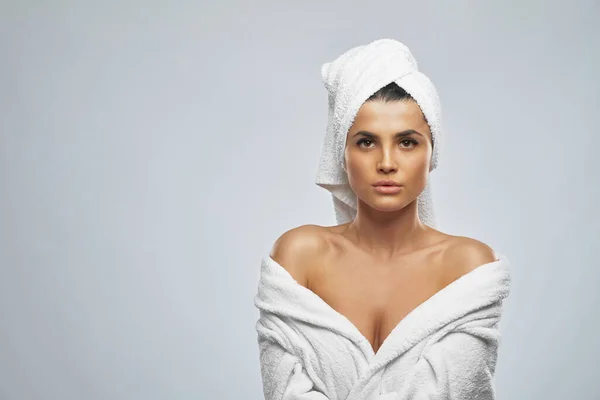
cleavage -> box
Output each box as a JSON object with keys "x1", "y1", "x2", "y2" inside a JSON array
[{"x1": 307, "y1": 257, "x2": 443, "y2": 355}]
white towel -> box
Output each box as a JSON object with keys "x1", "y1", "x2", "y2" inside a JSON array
[
  {"x1": 254, "y1": 253, "x2": 511, "y2": 400},
  {"x1": 315, "y1": 38, "x2": 443, "y2": 227}
]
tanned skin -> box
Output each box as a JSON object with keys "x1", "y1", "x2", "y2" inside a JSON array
[{"x1": 270, "y1": 99, "x2": 497, "y2": 355}]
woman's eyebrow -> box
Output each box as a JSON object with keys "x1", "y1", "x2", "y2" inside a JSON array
[{"x1": 352, "y1": 129, "x2": 424, "y2": 139}]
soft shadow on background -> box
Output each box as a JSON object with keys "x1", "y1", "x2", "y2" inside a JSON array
[{"x1": 1, "y1": 1, "x2": 598, "y2": 399}]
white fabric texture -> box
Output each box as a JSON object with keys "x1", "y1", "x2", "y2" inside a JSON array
[
  {"x1": 315, "y1": 38, "x2": 443, "y2": 228},
  {"x1": 254, "y1": 253, "x2": 511, "y2": 400}
]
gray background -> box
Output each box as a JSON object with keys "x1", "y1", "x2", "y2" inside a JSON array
[{"x1": 1, "y1": 1, "x2": 598, "y2": 399}]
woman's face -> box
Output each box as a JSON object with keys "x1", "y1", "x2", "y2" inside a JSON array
[{"x1": 344, "y1": 100, "x2": 433, "y2": 213}]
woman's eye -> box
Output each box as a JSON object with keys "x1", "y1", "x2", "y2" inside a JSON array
[
  {"x1": 358, "y1": 139, "x2": 374, "y2": 148},
  {"x1": 357, "y1": 138, "x2": 416, "y2": 148}
]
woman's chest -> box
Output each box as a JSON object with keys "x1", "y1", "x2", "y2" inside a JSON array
[{"x1": 307, "y1": 254, "x2": 447, "y2": 354}]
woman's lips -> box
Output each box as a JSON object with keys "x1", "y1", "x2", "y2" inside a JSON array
[{"x1": 373, "y1": 185, "x2": 402, "y2": 194}]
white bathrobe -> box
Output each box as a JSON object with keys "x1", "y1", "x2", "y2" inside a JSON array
[{"x1": 254, "y1": 253, "x2": 511, "y2": 400}]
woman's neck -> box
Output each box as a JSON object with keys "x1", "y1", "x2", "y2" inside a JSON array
[{"x1": 343, "y1": 201, "x2": 432, "y2": 261}]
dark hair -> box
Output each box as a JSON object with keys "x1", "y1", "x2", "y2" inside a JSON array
[
  {"x1": 365, "y1": 82, "x2": 432, "y2": 147},
  {"x1": 366, "y1": 82, "x2": 415, "y2": 103}
]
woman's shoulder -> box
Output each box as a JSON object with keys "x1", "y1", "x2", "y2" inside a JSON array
[
  {"x1": 268, "y1": 224, "x2": 334, "y2": 286},
  {"x1": 442, "y1": 235, "x2": 500, "y2": 276}
]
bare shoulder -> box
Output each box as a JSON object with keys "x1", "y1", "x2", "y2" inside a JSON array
[
  {"x1": 444, "y1": 236, "x2": 499, "y2": 277},
  {"x1": 269, "y1": 224, "x2": 329, "y2": 287}
]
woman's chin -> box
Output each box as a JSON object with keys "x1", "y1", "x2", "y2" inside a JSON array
[{"x1": 364, "y1": 196, "x2": 408, "y2": 212}]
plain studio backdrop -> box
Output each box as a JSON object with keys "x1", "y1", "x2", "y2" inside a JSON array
[{"x1": 1, "y1": 1, "x2": 599, "y2": 399}]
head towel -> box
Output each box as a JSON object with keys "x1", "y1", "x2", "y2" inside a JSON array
[{"x1": 315, "y1": 38, "x2": 443, "y2": 228}]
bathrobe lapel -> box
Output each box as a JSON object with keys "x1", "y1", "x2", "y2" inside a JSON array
[{"x1": 254, "y1": 253, "x2": 510, "y2": 399}]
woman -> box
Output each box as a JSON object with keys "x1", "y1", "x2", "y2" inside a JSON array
[{"x1": 254, "y1": 39, "x2": 511, "y2": 400}]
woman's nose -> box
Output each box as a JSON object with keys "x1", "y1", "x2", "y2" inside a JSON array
[{"x1": 377, "y1": 150, "x2": 398, "y2": 173}]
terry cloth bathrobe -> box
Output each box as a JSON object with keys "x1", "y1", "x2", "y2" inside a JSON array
[{"x1": 254, "y1": 38, "x2": 512, "y2": 400}]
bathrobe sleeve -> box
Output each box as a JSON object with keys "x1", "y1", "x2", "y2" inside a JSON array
[
  {"x1": 258, "y1": 337, "x2": 330, "y2": 400},
  {"x1": 383, "y1": 312, "x2": 502, "y2": 400}
]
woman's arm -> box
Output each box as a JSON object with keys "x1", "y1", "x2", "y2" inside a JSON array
[
  {"x1": 258, "y1": 335, "x2": 330, "y2": 400},
  {"x1": 382, "y1": 309, "x2": 503, "y2": 400},
  {"x1": 258, "y1": 226, "x2": 331, "y2": 399}
]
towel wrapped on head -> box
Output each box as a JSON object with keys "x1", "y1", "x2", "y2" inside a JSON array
[{"x1": 315, "y1": 38, "x2": 443, "y2": 227}]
